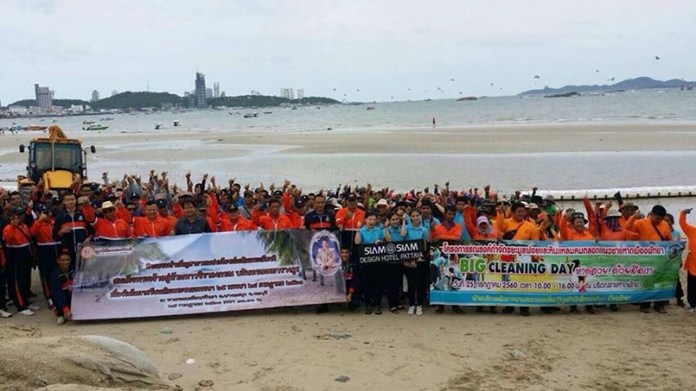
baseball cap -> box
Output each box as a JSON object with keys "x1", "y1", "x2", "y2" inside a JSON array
[
  {"x1": 225, "y1": 204, "x2": 239, "y2": 212},
  {"x1": 376, "y1": 199, "x2": 388, "y2": 207},
  {"x1": 651, "y1": 205, "x2": 667, "y2": 217},
  {"x1": 155, "y1": 199, "x2": 168, "y2": 209}
]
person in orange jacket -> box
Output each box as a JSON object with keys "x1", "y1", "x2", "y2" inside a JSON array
[
  {"x1": 156, "y1": 199, "x2": 178, "y2": 229},
  {"x1": 679, "y1": 208, "x2": 696, "y2": 311},
  {"x1": 219, "y1": 204, "x2": 257, "y2": 232},
  {"x1": 2, "y1": 207, "x2": 38, "y2": 315},
  {"x1": 83, "y1": 200, "x2": 132, "y2": 241},
  {"x1": 625, "y1": 204, "x2": 673, "y2": 313},
  {"x1": 29, "y1": 204, "x2": 60, "y2": 305},
  {"x1": 496, "y1": 202, "x2": 538, "y2": 316},
  {"x1": 133, "y1": 201, "x2": 173, "y2": 238},
  {"x1": 559, "y1": 212, "x2": 596, "y2": 241},
  {"x1": 430, "y1": 206, "x2": 463, "y2": 242},
  {"x1": 258, "y1": 198, "x2": 294, "y2": 230}
]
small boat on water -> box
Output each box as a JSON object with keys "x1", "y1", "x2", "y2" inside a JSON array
[
  {"x1": 155, "y1": 123, "x2": 163, "y2": 130},
  {"x1": 244, "y1": 113, "x2": 259, "y2": 118},
  {"x1": 263, "y1": 111, "x2": 273, "y2": 114},
  {"x1": 26, "y1": 125, "x2": 48, "y2": 131},
  {"x1": 173, "y1": 120, "x2": 180, "y2": 127},
  {"x1": 100, "y1": 117, "x2": 114, "y2": 121},
  {"x1": 83, "y1": 124, "x2": 108, "y2": 131},
  {"x1": 83, "y1": 120, "x2": 95, "y2": 125},
  {"x1": 456, "y1": 96, "x2": 478, "y2": 101},
  {"x1": 366, "y1": 106, "x2": 376, "y2": 111}
]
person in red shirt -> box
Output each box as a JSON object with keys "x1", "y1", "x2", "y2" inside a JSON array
[
  {"x1": 2, "y1": 208, "x2": 36, "y2": 315},
  {"x1": 258, "y1": 198, "x2": 294, "y2": 230},
  {"x1": 83, "y1": 200, "x2": 132, "y2": 241},
  {"x1": 220, "y1": 204, "x2": 257, "y2": 232},
  {"x1": 133, "y1": 201, "x2": 173, "y2": 238}
]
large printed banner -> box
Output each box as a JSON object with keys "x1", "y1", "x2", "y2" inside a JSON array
[
  {"x1": 72, "y1": 230, "x2": 346, "y2": 320},
  {"x1": 430, "y1": 240, "x2": 684, "y2": 306}
]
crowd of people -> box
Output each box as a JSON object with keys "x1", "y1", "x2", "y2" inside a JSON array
[{"x1": 0, "y1": 170, "x2": 694, "y2": 324}]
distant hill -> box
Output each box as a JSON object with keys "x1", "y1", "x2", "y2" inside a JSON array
[
  {"x1": 92, "y1": 91, "x2": 182, "y2": 110},
  {"x1": 208, "y1": 95, "x2": 339, "y2": 107},
  {"x1": 9, "y1": 98, "x2": 90, "y2": 108},
  {"x1": 7, "y1": 91, "x2": 341, "y2": 111},
  {"x1": 519, "y1": 77, "x2": 696, "y2": 96}
]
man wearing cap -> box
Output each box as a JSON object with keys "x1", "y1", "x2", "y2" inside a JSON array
[
  {"x1": 335, "y1": 194, "x2": 365, "y2": 244},
  {"x1": 83, "y1": 200, "x2": 132, "y2": 241},
  {"x1": 174, "y1": 199, "x2": 211, "y2": 235},
  {"x1": 30, "y1": 203, "x2": 60, "y2": 305},
  {"x1": 238, "y1": 191, "x2": 256, "y2": 220},
  {"x1": 618, "y1": 202, "x2": 639, "y2": 228},
  {"x1": 625, "y1": 205, "x2": 673, "y2": 313},
  {"x1": 2, "y1": 207, "x2": 37, "y2": 315},
  {"x1": 220, "y1": 204, "x2": 257, "y2": 232},
  {"x1": 156, "y1": 199, "x2": 178, "y2": 229},
  {"x1": 285, "y1": 198, "x2": 307, "y2": 229},
  {"x1": 133, "y1": 201, "x2": 173, "y2": 238}
]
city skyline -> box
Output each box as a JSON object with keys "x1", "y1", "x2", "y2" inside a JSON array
[{"x1": 0, "y1": 1, "x2": 694, "y2": 103}]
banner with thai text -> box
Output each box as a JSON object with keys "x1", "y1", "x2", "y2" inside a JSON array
[
  {"x1": 357, "y1": 240, "x2": 426, "y2": 264},
  {"x1": 429, "y1": 240, "x2": 684, "y2": 306},
  {"x1": 72, "y1": 230, "x2": 345, "y2": 320}
]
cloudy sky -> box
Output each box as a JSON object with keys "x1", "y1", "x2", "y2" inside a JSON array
[{"x1": 0, "y1": 0, "x2": 694, "y2": 103}]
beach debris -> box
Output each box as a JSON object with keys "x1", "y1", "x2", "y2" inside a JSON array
[
  {"x1": 450, "y1": 78, "x2": 455, "y2": 81},
  {"x1": 534, "y1": 75, "x2": 540, "y2": 79},
  {"x1": 315, "y1": 331, "x2": 352, "y2": 340},
  {"x1": 168, "y1": 373, "x2": 183, "y2": 380},
  {"x1": 508, "y1": 349, "x2": 527, "y2": 360},
  {"x1": 335, "y1": 375, "x2": 351, "y2": 383},
  {"x1": 160, "y1": 327, "x2": 173, "y2": 334},
  {"x1": 186, "y1": 358, "x2": 196, "y2": 365},
  {"x1": 198, "y1": 379, "x2": 215, "y2": 387},
  {"x1": 34, "y1": 375, "x2": 48, "y2": 387},
  {"x1": 655, "y1": 55, "x2": 660, "y2": 60},
  {"x1": 291, "y1": 325, "x2": 302, "y2": 333}
]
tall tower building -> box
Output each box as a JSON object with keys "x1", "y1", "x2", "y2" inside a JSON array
[
  {"x1": 297, "y1": 88, "x2": 305, "y2": 99},
  {"x1": 34, "y1": 83, "x2": 52, "y2": 109},
  {"x1": 213, "y1": 82, "x2": 220, "y2": 98},
  {"x1": 195, "y1": 72, "x2": 207, "y2": 108},
  {"x1": 91, "y1": 90, "x2": 100, "y2": 102}
]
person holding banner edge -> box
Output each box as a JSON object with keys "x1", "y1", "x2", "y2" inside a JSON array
[
  {"x1": 678, "y1": 208, "x2": 696, "y2": 312},
  {"x1": 355, "y1": 211, "x2": 386, "y2": 315}
]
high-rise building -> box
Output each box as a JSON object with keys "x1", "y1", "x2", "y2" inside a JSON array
[
  {"x1": 220, "y1": 91, "x2": 226, "y2": 98},
  {"x1": 195, "y1": 72, "x2": 207, "y2": 108},
  {"x1": 280, "y1": 88, "x2": 295, "y2": 99},
  {"x1": 297, "y1": 88, "x2": 305, "y2": 99},
  {"x1": 206, "y1": 88, "x2": 213, "y2": 99},
  {"x1": 91, "y1": 90, "x2": 100, "y2": 102},
  {"x1": 34, "y1": 83, "x2": 52, "y2": 109},
  {"x1": 213, "y1": 82, "x2": 220, "y2": 98}
]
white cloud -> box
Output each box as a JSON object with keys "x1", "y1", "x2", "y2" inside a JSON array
[{"x1": 0, "y1": 0, "x2": 694, "y2": 102}]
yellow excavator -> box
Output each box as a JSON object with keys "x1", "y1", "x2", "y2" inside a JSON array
[{"x1": 18, "y1": 125, "x2": 96, "y2": 198}]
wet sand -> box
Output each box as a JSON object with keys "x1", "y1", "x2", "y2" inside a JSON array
[{"x1": 1, "y1": 122, "x2": 696, "y2": 390}]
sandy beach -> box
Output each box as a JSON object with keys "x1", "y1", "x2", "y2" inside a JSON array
[
  {"x1": 3, "y1": 271, "x2": 696, "y2": 391},
  {"x1": 1, "y1": 121, "x2": 696, "y2": 390},
  {"x1": 2, "y1": 122, "x2": 696, "y2": 192}
]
